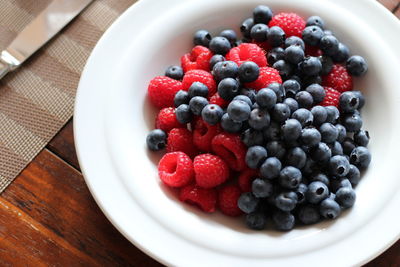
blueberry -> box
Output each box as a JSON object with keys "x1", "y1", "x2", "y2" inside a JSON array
[
  {"x1": 176, "y1": 104, "x2": 193, "y2": 124},
  {"x1": 339, "y1": 91, "x2": 359, "y2": 113},
  {"x1": 220, "y1": 113, "x2": 242, "y2": 133},
  {"x1": 310, "y1": 142, "x2": 332, "y2": 163},
  {"x1": 319, "y1": 198, "x2": 341, "y2": 219},
  {"x1": 292, "y1": 108, "x2": 314, "y2": 127},
  {"x1": 335, "y1": 187, "x2": 356, "y2": 208},
  {"x1": 249, "y1": 108, "x2": 271, "y2": 130},
  {"x1": 174, "y1": 90, "x2": 190, "y2": 107},
  {"x1": 302, "y1": 26, "x2": 324, "y2": 46},
  {"x1": 240, "y1": 18, "x2": 255, "y2": 39},
  {"x1": 282, "y1": 119, "x2": 302, "y2": 141},
  {"x1": 336, "y1": 124, "x2": 347, "y2": 143},
  {"x1": 298, "y1": 205, "x2": 321, "y2": 224},
  {"x1": 354, "y1": 130, "x2": 370, "y2": 147},
  {"x1": 319, "y1": 35, "x2": 339, "y2": 56},
  {"x1": 295, "y1": 91, "x2": 314, "y2": 109},
  {"x1": 267, "y1": 47, "x2": 285, "y2": 65},
  {"x1": 256, "y1": 88, "x2": 277, "y2": 109},
  {"x1": 272, "y1": 103, "x2": 291, "y2": 122},
  {"x1": 193, "y1": 29, "x2": 211, "y2": 47},
  {"x1": 238, "y1": 192, "x2": 259, "y2": 213},
  {"x1": 165, "y1": 65, "x2": 184, "y2": 80},
  {"x1": 306, "y1": 181, "x2": 329, "y2": 204},
  {"x1": 217, "y1": 77, "x2": 240, "y2": 100},
  {"x1": 227, "y1": 100, "x2": 251, "y2": 122},
  {"x1": 242, "y1": 128, "x2": 264, "y2": 147},
  {"x1": 331, "y1": 178, "x2": 352, "y2": 193},
  {"x1": 353, "y1": 90, "x2": 365, "y2": 110},
  {"x1": 302, "y1": 75, "x2": 322, "y2": 87},
  {"x1": 219, "y1": 29, "x2": 237, "y2": 44},
  {"x1": 285, "y1": 45, "x2": 305, "y2": 64},
  {"x1": 209, "y1": 36, "x2": 231, "y2": 55},
  {"x1": 301, "y1": 127, "x2": 321, "y2": 147},
  {"x1": 295, "y1": 183, "x2": 308, "y2": 204},
  {"x1": 279, "y1": 166, "x2": 302, "y2": 189},
  {"x1": 272, "y1": 60, "x2": 293, "y2": 79},
  {"x1": 246, "y1": 212, "x2": 267, "y2": 230},
  {"x1": 300, "y1": 56, "x2": 322, "y2": 76},
  {"x1": 332, "y1": 43, "x2": 349, "y2": 63},
  {"x1": 267, "y1": 26, "x2": 285, "y2": 47},
  {"x1": 302, "y1": 157, "x2": 317, "y2": 176},
  {"x1": 286, "y1": 147, "x2": 307, "y2": 169},
  {"x1": 250, "y1": 23, "x2": 269, "y2": 42},
  {"x1": 252, "y1": 178, "x2": 273, "y2": 198},
  {"x1": 266, "y1": 141, "x2": 286, "y2": 160},
  {"x1": 246, "y1": 146, "x2": 268, "y2": 169},
  {"x1": 240, "y1": 88, "x2": 257, "y2": 103},
  {"x1": 260, "y1": 157, "x2": 282, "y2": 179},
  {"x1": 238, "y1": 61, "x2": 260, "y2": 83},
  {"x1": 146, "y1": 129, "x2": 166, "y2": 151},
  {"x1": 350, "y1": 146, "x2": 371, "y2": 169},
  {"x1": 201, "y1": 104, "x2": 223, "y2": 125},
  {"x1": 282, "y1": 79, "x2": 301, "y2": 98},
  {"x1": 310, "y1": 105, "x2": 327, "y2": 125},
  {"x1": 329, "y1": 141, "x2": 344, "y2": 156},
  {"x1": 189, "y1": 96, "x2": 208, "y2": 115},
  {"x1": 253, "y1": 5, "x2": 273, "y2": 24},
  {"x1": 285, "y1": 36, "x2": 305, "y2": 50},
  {"x1": 213, "y1": 61, "x2": 239, "y2": 81},
  {"x1": 325, "y1": 106, "x2": 340, "y2": 124},
  {"x1": 233, "y1": 95, "x2": 253, "y2": 108},
  {"x1": 275, "y1": 191, "x2": 298, "y2": 211},
  {"x1": 188, "y1": 82, "x2": 209, "y2": 98},
  {"x1": 209, "y1": 55, "x2": 226, "y2": 70},
  {"x1": 306, "y1": 15, "x2": 325, "y2": 29},
  {"x1": 283, "y1": 98, "x2": 299, "y2": 113},
  {"x1": 324, "y1": 30, "x2": 334, "y2": 36},
  {"x1": 346, "y1": 55, "x2": 368, "y2": 76},
  {"x1": 319, "y1": 122, "x2": 338, "y2": 143},
  {"x1": 263, "y1": 121, "x2": 281, "y2": 141},
  {"x1": 319, "y1": 55, "x2": 334, "y2": 75},
  {"x1": 267, "y1": 83, "x2": 285, "y2": 102},
  {"x1": 272, "y1": 211, "x2": 295, "y2": 231},
  {"x1": 342, "y1": 113, "x2": 363, "y2": 132},
  {"x1": 311, "y1": 173, "x2": 330, "y2": 186},
  {"x1": 347, "y1": 164, "x2": 361, "y2": 186},
  {"x1": 329, "y1": 155, "x2": 350, "y2": 177},
  {"x1": 342, "y1": 137, "x2": 356, "y2": 156}
]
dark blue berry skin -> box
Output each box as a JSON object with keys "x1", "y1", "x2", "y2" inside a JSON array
[
  {"x1": 246, "y1": 212, "x2": 267, "y2": 230},
  {"x1": 311, "y1": 173, "x2": 330, "y2": 186},
  {"x1": 286, "y1": 147, "x2": 307, "y2": 169},
  {"x1": 188, "y1": 82, "x2": 209, "y2": 98},
  {"x1": 329, "y1": 155, "x2": 350, "y2": 177},
  {"x1": 165, "y1": 65, "x2": 184, "y2": 80},
  {"x1": 319, "y1": 122, "x2": 338, "y2": 143},
  {"x1": 302, "y1": 26, "x2": 324, "y2": 46},
  {"x1": 285, "y1": 45, "x2": 305, "y2": 64},
  {"x1": 301, "y1": 128, "x2": 321, "y2": 147},
  {"x1": 250, "y1": 23, "x2": 269, "y2": 42},
  {"x1": 238, "y1": 61, "x2": 260, "y2": 83},
  {"x1": 282, "y1": 79, "x2": 301, "y2": 98},
  {"x1": 320, "y1": 198, "x2": 341, "y2": 219},
  {"x1": 335, "y1": 124, "x2": 347, "y2": 143},
  {"x1": 306, "y1": 15, "x2": 325, "y2": 29},
  {"x1": 346, "y1": 55, "x2": 368, "y2": 76},
  {"x1": 332, "y1": 43, "x2": 349, "y2": 63},
  {"x1": 342, "y1": 113, "x2": 363, "y2": 132},
  {"x1": 335, "y1": 187, "x2": 356, "y2": 208},
  {"x1": 325, "y1": 106, "x2": 340, "y2": 124},
  {"x1": 213, "y1": 61, "x2": 239, "y2": 81},
  {"x1": 268, "y1": 83, "x2": 285, "y2": 102},
  {"x1": 279, "y1": 166, "x2": 302, "y2": 189},
  {"x1": 253, "y1": 5, "x2": 273, "y2": 24},
  {"x1": 272, "y1": 103, "x2": 291, "y2": 122},
  {"x1": 295, "y1": 91, "x2": 314, "y2": 109},
  {"x1": 353, "y1": 91, "x2": 365, "y2": 110},
  {"x1": 240, "y1": 88, "x2": 257, "y2": 103},
  {"x1": 233, "y1": 95, "x2": 252, "y2": 108},
  {"x1": 310, "y1": 142, "x2": 332, "y2": 163},
  {"x1": 295, "y1": 183, "x2": 308, "y2": 204},
  {"x1": 350, "y1": 146, "x2": 371, "y2": 169},
  {"x1": 329, "y1": 141, "x2": 344, "y2": 156},
  {"x1": 298, "y1": 205, "x2": 321, "y2": 224},
  {"x1": 342, "y1": 137, "x2": 356, "y2": 156},
  {"x1": 201, "y1": 104, "x2": 223, "y2": 125},
  {"x1": 339, "y1": 91, "x2": 359, "y2": 113},
  {"x1": 246, "y1": 146, "x2": 268, "y2": 169},
  {"x1": 242, "y1": 128, "x2": 264, "y2": 147},
  {"x1": 311, "y1": 105, "x2": 327, "y2": 125},
  {"x1": 217, "y1": 77, "x2": 240, "y2": 100},
  {"x1": 319, "y1": 35, "x2": 339, "y2": 56},
  {"x1": 273, "y1": 60, "x2": 293, "y2": 79},
  {"x1": 292, "y1": 108, "x2": 314, "y2": 127},
  {"x1": 209, "y1": 55, "x2": 225, "y2": 70},
  {"x1": 249, "y1": 108, "x2": 270, "y2": 130},
  {"x1": 354, "y1": 130, "x2": 370, "y2": 147},
  {"x1": 282, "y1": 119, "x2": 302, "y2": 141},
  {"x1": 146, "y1": 129, "x2": 166, "y2": 151},
  {"x1": 285, "y1": 36, "x2": 305, "y2": 50},
  {"x1": 347, "y1": 164, "x2": 361, "y2": 186},
  {"x1": 256, "y1": 88, "x2": 277, "y2": 109},
  {"x1": 221, "y1": 113, "x2": 242, "y2": 133},
  {"x1": 306, "y1": 181, "x2": 329, "y2": 204},
  {"x1": 227, "y1": 100, "x2": 251, "y2": 122},
  {"x1": 267, "y1": 26, "x2": 285, "y2": 47},
  {"x1": 266, "y1": 141, "x2": 286, "y2": 160},
  {"x1": 193, "y1": 29, "x2": 211, "y2": 47},
  {"x1": 275, "y1": 191, "x2": 298, "y2": 211},
  {"x1": 302, "y1": 157, "x2": 317, "y2": 176},
  {"x1": 263, "y1": 121, "x2": 281, "y2": 141},
  {"x1": 252, "y1": 178, "x2": 273, "y2": 198},
  {"x1": 300, "y1": 56, "x2": 322, "y2": 76},
  {"x1": 273, "y1": 211, "x2": 295, "y2": 231},
  {"x1": 176, "y1": 104, "x2": 193, "y2": 124},
  {"x1": 267, "y1": 47, "x2": 285, "y2": 65},
  {"x1": 240, "y1": 18, "x2": 255, "y2": 39},
  {"x1": 260, "y1": 157, "x2": 282, "y2": 179},
  {"x1": 219, "y1": 29, "x2": 237, "y2": 44},
  {"x1": 331, "y1": 178, "x2": 352, "y2": 193},
  {"x1": 319, "y1": 55, "x2": 334, "y2": 75},
  {"x1": 209, "y1": 36, "x2": 231, "y2": 55},
  {"x1": 189, "y1": 96, "x2": 208, "y2": 116},
  {"x1": 238, "y1": 192, "x2": 259, "y2": 213},
  {"x1": 174, "y1": 90, "x2": 190, "y2": 107},
  {"x1": 283, "y1": 98, "x2": 299, "y2": 113},
  {"x1": 302, "y1": 75, "x2": 322, "y2": 87}
]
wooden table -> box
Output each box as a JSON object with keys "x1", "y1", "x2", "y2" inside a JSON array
[{"x1": 1, "y1": 1, "x2": 399, "y2": 265}]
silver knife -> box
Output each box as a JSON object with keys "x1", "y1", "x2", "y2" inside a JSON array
[{"x1": 0, "y1": 0, "x2": 93, "y2": 80}]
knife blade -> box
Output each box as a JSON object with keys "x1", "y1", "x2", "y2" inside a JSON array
[{"x1": 0, "y1": 0, "x2": 94, "y2": 80}]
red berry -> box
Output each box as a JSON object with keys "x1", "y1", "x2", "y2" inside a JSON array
[
  {"x1": 148, "y1": 76, "x2": 183, "y2": 109},
  {"x1": 211, "y1": 133, "x2": 247, "y2": 171},
  {"x1": 158, "y1": 152, "x2": 194, "y2": 187},
  {"x1": 181, "y1": 45, "x2": 213, "y2": 73},
  {"x1": 218, "y1": 185, "x2": 243, "y2": 217},
  {"x1": 252, "y1": 40, "x2": 272, "y2": 54},
  {"x1": 238, "y1": 168, "x2": 259, "y2": 192},
  {"x1": 321, "y1": 86, "x2": 341, "y2": 107},
  {"x1": 268, "y1": 12, "x2": 306, "y2": 37},
  {"x1": 226, "y1": 43, "x2": 267, "y2": 67},
  {"x1": 305, "y1": 45, "x2": 323, "y2": 57},
  {"x1": 209, "y1": 93, "x2": 229, "y2": 108},
  {"x1": 322, "y1": 64, "x2": 353, "y2": 92},
  {"x1": 244, "y1": 66, "x2": 282, "y2": 91},
  {"x1": 167, "y1": 128, "x2": 198, "y2": 158},
  {"x1": 193, "y1": 118, "x2": 222, "y2": 152},
  {"x1": 182, "y1": 70, "x2": 216, "y2": 97},
  {"x1": 155, "y1": 107, "x2": 184, "y2": 133},
  {"x1": 193, "y1": 153, "x2": 230, "y2": 188},
  {"x1": 179, "y1": 184, "x2": 217, "y2": 213}
]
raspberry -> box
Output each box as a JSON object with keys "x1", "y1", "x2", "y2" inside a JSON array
[
  {"x1": 182, "y1": 70, "x2": 217, "y2": 97},
  {"x1": 226, "y1": 43, "x2": 267, "y2": 67},
  {"x1": 167, "y1": 128, "x2": 198, "y2": 158},
  {"x1": 193, "y1": 118, "x2": 222, "y2": 152},
  {"x1": 321, "y1": 86, "x2": 341, "y2": 107},
  {"x1": 193, "y1": 153, "x2": 230, "y2": 188},
  {"x1": 211, "y1": 133, "x2": 247, "y2": 171},
  {"x1": 158, "y1": 152, "x2": 194, "y2": 187},
  {"x1": 322, "y1": 64, "x2": 353, "y2": 92},
  {"x1": 252, "y1": 40, "x2": 272, "y2": 54},
  {"x1": 155, "y1": 107, "x2": 184, "y2": 133},
  {"x1": 209, "y1": 93, "x2": 229, "y2": 108},
  {"x1": 181, "y1": 45, "x2": 213, "y2": 73},
  {"x1": 218, "y1": 185, "x2": 243, "y2": 217},
  {"x1": 238, "y1": 168, "x2": 259, "y2": 192},
  {"x1": 245, "y1": 66, "x2": 282, "y2": 91},
  {"x1": 305, "y1": 45, "x2": 323, "y2": 57},
  {"x1": 148, "y1": 76, "x2": 183, "y2": 109},
  {"x1": 268, "y1": 12, "x2": 306, "y2": 37},
  {"x1": 179, "y1": 184, "x2": 217, "y2": 212}
]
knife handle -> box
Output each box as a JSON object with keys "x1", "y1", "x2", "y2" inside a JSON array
[{"x1": 0, "y1": 59, "x2": 11, "y2": 80}]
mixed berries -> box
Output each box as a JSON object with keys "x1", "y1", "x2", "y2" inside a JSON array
[{"x1": 145, "y1": 5, "x2": 371, "y2": 231}]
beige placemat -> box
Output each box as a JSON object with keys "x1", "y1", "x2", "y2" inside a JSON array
[{"x1": 0, "y1": 0, "x2": 137, "y2": 192}]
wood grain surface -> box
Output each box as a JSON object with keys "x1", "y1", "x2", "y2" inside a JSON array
[{"x1": 1, "y1": 1, "x2": 399, "y2": 266}]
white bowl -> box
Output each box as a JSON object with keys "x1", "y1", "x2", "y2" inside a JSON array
[{"x1": 74, "y1": 0, "x2": 400, "y2": 266}]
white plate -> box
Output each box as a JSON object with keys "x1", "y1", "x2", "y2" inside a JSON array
[{"x1": 74, "y1": 0, "x2": 400, "y2": 266}]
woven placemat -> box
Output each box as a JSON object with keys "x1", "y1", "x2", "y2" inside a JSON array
[{"x1": 0, "y1": 0, "x2": 137, "y2": 192}]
